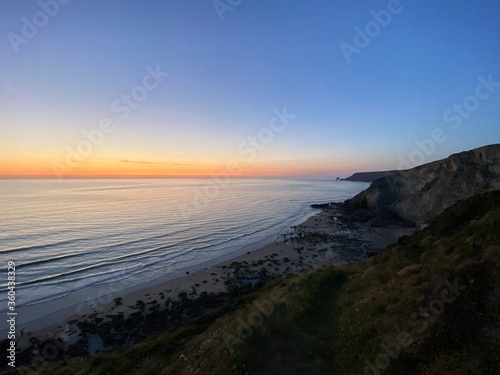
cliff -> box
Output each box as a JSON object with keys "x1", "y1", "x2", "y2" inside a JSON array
[{"x1": 345, "y1": 144, "x2": 500, "y2": 225}]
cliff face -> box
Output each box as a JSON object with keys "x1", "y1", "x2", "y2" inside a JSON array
[{"x1": 345, "y1": 144, "x2": 500, "y2": 225}]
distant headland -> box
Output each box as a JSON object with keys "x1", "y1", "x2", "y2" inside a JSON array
[{"x1": 342, "y1": 170, "x2": 395, "y2": 183}]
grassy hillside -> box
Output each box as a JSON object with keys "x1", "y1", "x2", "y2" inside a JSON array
[{"x1": 6, "y1": 191, "x2": 500, "y2": 375}]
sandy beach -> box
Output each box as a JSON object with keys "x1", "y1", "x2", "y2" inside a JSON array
[{"x1": 11, "y1": 204, "x2": 413, "y2": 359}]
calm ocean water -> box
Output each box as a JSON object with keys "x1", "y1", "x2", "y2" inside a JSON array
[{"x1": 0, "y1": 178, "x2": 367, "y2": 313}]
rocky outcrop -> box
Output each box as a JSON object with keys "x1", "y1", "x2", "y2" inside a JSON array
[
  {"x1": 345, "y1": 144, "x2": 500, "y2": 225},
  {"x1": 310, "y1": 203, "x2": 331, "y2": 209},
  {"x1": 343, "y1": 171, "x2": 395, "y2": 183}
]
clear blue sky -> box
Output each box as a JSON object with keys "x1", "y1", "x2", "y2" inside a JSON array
[{"x1": 1, "y1": 0, "x2": 499, "y2": 177}]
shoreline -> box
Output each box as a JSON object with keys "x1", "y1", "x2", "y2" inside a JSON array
[
  {"x1": 6, "y1": 203, "x2": 413, "y2": 364},
  {"x1": 3, "y1": 206, "x2": 321, "y2": 335}
]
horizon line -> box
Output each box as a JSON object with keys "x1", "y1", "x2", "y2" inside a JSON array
[{"x1": 0, "y1": 175, "x2": 353, "y2": 180}]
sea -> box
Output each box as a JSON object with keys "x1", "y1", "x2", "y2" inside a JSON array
[{"x1": 0, "y1": 178, "x2": 367, "y2": 328}]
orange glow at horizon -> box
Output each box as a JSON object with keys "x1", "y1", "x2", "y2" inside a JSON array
[{"x1": 0, "y1": 156, "x2": 377, "y2": 179}]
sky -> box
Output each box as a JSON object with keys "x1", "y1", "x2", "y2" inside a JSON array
[{"x1": 0, "y1": 0, "x2": 499, "y2": 178}]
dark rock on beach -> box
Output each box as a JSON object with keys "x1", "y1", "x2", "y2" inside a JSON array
[{"x1": 310, "y1": 203, "x2": 331, "y2": 209}]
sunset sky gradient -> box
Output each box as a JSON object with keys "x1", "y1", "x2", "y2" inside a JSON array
[{"x1": 1, "y1": 0, "x2": 499, "y2": 178}]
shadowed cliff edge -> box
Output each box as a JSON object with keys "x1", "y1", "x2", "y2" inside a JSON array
[
  {"x1": 345, "y1": 143, "x2": 500, "y2": 226},
  {"x1": 343, "y1": 171, "x2": 395, "y2": 183}
]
